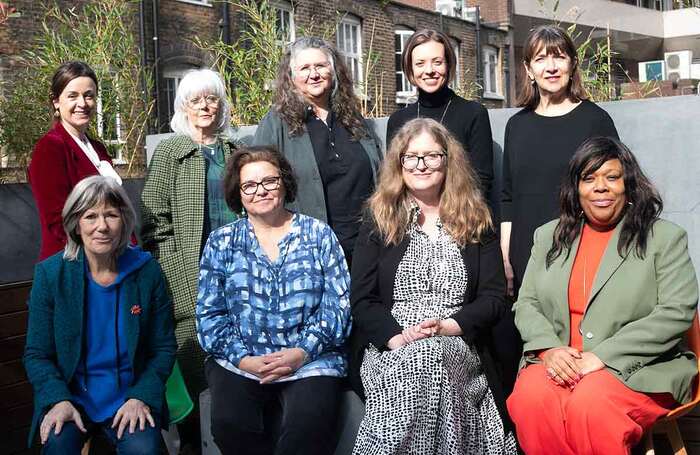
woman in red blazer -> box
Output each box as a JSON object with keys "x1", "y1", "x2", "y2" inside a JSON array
[{"x1": 29, "y1": 61, "x2": 120, "y2": 260}]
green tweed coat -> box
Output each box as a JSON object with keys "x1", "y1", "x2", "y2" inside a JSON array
[
  {"x1": 514, "y1": 218, "x2": 699, "y2": 403},
  {"x1": 140, "y1": 134, "x2": 237, "y2": 396}
]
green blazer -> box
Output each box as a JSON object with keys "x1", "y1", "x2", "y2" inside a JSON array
[
  {"x1": 140, "y1": 134, "x2": 237, "y2": 395},
  {"x1": 252, "y1": 110, "x2": 383, "y2": 223},
  {"x1": 514, "y1": 218, "x2": 698, "y2": 403}
]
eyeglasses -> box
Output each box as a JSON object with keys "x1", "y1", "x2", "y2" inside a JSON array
[
  {"x1": 400, "y1": 152, "x2": 446, "y2": 170},
  {"x1": 186, "y1": 95, "x2": 220, "y2": 109},
  {"x1": 240, "y1": 176, "x2": 282, "y2": 195},
  {"x1": 295, "y1": 62, "x2": 332, "y2": 80}
]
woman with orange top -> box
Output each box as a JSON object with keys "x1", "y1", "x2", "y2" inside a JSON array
[{"x1": 507, "y1": 136, "x2": 698, "y2": 455}]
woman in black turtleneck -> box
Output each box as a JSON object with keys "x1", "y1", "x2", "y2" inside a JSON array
[{"x1": 386, "y1": 29, "x2": 493, "y2": 198}]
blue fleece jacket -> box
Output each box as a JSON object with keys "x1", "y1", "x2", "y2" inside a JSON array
[{"x1": 71, "y1": 246, "x2": 152, "y2": 422}]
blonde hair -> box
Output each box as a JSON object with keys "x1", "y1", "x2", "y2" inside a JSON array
[{"x1": 368, "y1": 118, "x2": 492, "y2": 246}]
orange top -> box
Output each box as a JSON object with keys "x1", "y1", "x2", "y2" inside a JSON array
[{"x1": 568, "y1": 224, "x2": 615, "y2": 351}]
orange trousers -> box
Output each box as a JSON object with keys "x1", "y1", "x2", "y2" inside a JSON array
[{"x1": 507, "y1": 364, "x2": 675, "y2": 455}]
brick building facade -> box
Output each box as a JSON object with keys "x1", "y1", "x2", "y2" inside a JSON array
[{"x1": 1, "y1": 0, "x2": 509, "y2": 137}]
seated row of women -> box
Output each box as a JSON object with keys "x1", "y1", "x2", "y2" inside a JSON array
[{"x1": 25, "y1": 125, "x2": 698, "y2": 455}]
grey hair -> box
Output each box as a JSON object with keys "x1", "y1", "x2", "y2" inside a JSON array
[
  {"x1": 169, "y1": 68, "x2": 234, "y2": 139},
  {"x1": 62, "y1": 175, "x2": 136, "y2": 261},
  {"x1": 288, "y1": 37, "x2": 338, "y2": 97}
]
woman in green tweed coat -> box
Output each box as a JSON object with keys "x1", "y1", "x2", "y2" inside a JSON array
[{"x1": 140, "y1": 69, "x2": 239, "y2": 405}]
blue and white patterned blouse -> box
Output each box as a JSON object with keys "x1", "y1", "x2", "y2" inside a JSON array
[{"x1": 196, "y1": 213, "x2": 352, "y2": 382}]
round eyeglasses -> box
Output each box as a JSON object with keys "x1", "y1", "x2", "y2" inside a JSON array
[
  {"x1": 295, "y1": 62, "x2": 332, "y2": 80},
  {"x1": 240, "y1": 176, "x2": 282, "y2": 195},
  {"x1": 186, "y1": 95, "x2": 220, "y2": 109},
  {"x1": 400, "y1": 152, "x2": 446, "y2": 170}
]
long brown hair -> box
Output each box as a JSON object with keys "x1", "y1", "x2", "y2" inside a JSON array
[
  {"x1": 516, "y1": 25, "x2": 587, "y2": 110},
  {"x1": 272, "y1": 37, "x2": 368, "y2": 140},
  {"x1": 402, "y1": 29, "x2": 457, "y2": 87},
  {"x1": 368, "y1": 118, "x2": 492, "y2": 247}
]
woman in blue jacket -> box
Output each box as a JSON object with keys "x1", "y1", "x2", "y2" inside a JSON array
[{"x1": 24, "y1": 175, "x2": 177, "y2": 454}]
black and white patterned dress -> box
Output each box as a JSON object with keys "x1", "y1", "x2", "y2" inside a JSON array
[{"x1": 353, "y1": 214, "x2": 517, "y2": 455}]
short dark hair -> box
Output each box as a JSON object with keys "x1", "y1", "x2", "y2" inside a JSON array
[
  {"x1": 224, "y1": 146, "x2": 297, "y2": 213},
  {"x1": 49, "y1": 61, "x2": 99, "y2": 119},
  {"x1": 402, "y1": 29, "x2": 456, "y2": 87},
  {"x1": 516, "y1": 25, "x2": 588, "y2": 110},
  {"x1": 547, "y1": 136, "x2": 663, "y2": 267}
]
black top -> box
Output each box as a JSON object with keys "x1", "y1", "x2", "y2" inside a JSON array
[
  {"x1": 501, "y1": 100, "x2": 619, "y2": 288},
  {"x1": 386, "y1": 86, "x2": 494, "y2": 198},
  {"x1": 348, "y1": 217, "x2": 510, "y2": 429},
  {"x1": 306, "y1": 110, "x2": 374, "y2": 263}
]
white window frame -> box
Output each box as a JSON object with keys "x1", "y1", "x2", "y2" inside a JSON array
[
  {"x1": 175, "y1": 0, "x2": 213, "y2": 6},
  {"x1": 482, "y1": 46, "x2": 503, "y2": 99},
  {"x1": 449, "y1": 38, "x2": 461, "y2": 90},
  {"x1": 163, "y1": 67, "x2": 191, "y2": 126},
  {"x1": 395, "y1": 28, "x2": 416, "y2": 103},
  {"x1": 272, "y1": 1, "x2": 295, "y2": 45},
  {"x1": 96, "y1": 84, "x2": 126, "y2": 163},
  {"x1": 337, "y1": 15, "x2": 363, "y2": 92}
]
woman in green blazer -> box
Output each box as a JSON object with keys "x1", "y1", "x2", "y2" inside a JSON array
[
  {"x1": 507, "y1": 137, "x2": 698, "y2": 455},
  {"x1": 252, "y1": 37, "x2": 382, "y2": 265},
  {"x1": 141, "y1": 69, "x2": 240, "y2": 405}
]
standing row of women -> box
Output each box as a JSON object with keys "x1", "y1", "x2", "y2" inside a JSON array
[{"x1": 23, "y1": 23, "x2": 697, "y2": 455}]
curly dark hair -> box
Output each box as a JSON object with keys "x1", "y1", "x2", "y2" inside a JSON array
[
  {"x1": 272, "y1": 36, "x2": 368, "y2": 140},
  {"x1": 224, "y1": 146, "x2": 297, "y2": 213},
  {"x1": 546, "y1": 136, "x2": 663, "y2": 268}
]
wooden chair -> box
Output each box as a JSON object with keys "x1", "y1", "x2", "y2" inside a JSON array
[{"x1": 644, "y1": 313, "x2": 700, "y2": 455}]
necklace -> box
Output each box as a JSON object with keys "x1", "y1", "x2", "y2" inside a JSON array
[{"x1": 417, "y1": 96, "x2": 453, "y2": 125}]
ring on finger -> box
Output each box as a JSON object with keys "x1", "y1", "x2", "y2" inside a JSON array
[{"x1": 546, "y1": 367, "x2": 557, "y2": 378}]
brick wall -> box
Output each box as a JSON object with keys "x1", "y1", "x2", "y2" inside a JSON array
[{"x1": 467, "y1": 0, "x2": 511, "y2": 26}]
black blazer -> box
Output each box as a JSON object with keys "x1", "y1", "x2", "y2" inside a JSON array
[{"x1": 349, "y1": 217, "x2": 512, "y2": 428}]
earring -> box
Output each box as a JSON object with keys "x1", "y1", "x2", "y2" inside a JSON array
[
  {"x1": 53, "y1": 109, "x2": 61, "y2": 118},
  {"x1": 530, "y1": 78, "x2": 536, "y2": 86}
]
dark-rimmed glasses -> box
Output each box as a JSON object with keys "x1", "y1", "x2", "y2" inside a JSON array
[
  {"x1": 400, "y1": 152, "x2": 446, "y2": 170},
  {"x1": 240, "y1": 176, "x2": 282, "y2": 195}
]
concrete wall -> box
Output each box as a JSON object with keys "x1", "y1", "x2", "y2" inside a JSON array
[{"x1": 2, "y1": 95, "x2": 699, "y2": 284}]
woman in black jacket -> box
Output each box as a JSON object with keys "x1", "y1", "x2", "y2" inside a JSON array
[{"x1": 350, "y1": 118, "x2": 515, "y2": 454}]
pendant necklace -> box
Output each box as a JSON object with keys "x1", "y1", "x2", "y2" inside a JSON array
[{"x1": 417, "y1": 96, "x2": 453, "y2": 125}]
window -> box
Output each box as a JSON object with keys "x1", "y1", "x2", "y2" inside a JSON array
[
  {"x1": 395, "y1": 28, "x2": 415, "y2": 101},
  {"x1": 337, "y1": 15, "x2": 363, "y2": 88},
  {"x1": 163, "y1": 66, "x2": 194, "y2": 124},
  {"x1": 436, "y1": 0, "x2": 463, "y2": 18},
  {"x1": 450, "y1": 38, "x2": 460, "y2": 90},
  {"x1": 273, "y1": 1, "x2": 295, "y2": 44},
  {"x1": 482, "y1": 46, "x2": 502, "y2": 98},
  {"x1": 96, "y1": 80, "x2": 125, "y2": 163}
]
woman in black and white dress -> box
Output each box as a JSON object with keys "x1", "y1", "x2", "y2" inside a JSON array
[{"x1": 350, "y1": 118, "x2": 516, "y2": 455}]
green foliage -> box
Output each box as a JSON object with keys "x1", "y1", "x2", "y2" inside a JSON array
[
  {"x1": 0, "y1": 0, "x2": 152, "y2": 175},
  {"x1": 194, "y1": 0, "x2": 283, "y2": 126}
]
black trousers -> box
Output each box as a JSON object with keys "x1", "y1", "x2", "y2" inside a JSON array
[{"x1": 205, "y1": 358, "x2": 341, "y2": 455}]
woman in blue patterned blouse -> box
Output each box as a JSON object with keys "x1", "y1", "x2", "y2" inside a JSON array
[{"x1": 196, "y1": 145, "x2": 352, "y2": 455}]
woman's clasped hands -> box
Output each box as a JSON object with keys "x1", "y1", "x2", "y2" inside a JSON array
[
  {"x1": 386, "y1": 318, "x2": 463, "y2": 350},
  {"x1": 239, "y1": 347, "x2": 307, "y2": 384},
  {"x1": 541, "y1": 346, "x2": 606, "y2": 389}
]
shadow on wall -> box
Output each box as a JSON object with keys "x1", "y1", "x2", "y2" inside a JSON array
[{"x1": 2, "y1": 95, "x2": 699, "y2": 284}]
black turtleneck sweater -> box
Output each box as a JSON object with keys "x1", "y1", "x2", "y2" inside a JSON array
[{"x1": 386, "y1": 87, "x2": 494, "y2": 198}]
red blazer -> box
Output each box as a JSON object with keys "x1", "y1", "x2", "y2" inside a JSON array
[{"x1": 28, "y1": 122, "x2": 112, "y2": 261}]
